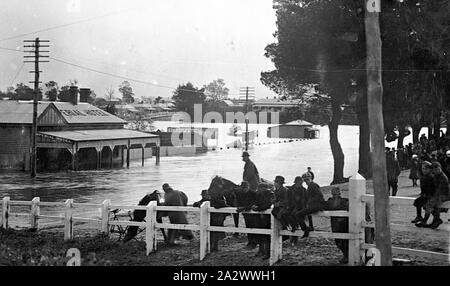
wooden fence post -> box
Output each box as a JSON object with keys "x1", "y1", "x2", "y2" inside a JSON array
[
  {"x1": 199, "y1": 201, "x2": 210, "y2": 260},
  {"x1": 64, "y1": 199, "x2": 74, "y2": 241},
  {"x1": 146, "y1": 201, "x2": 157, "y2": 255},
  {"x1": 101, "y1": 199, "x2": 110, "y2": 235},
  {"x1": 270, "y1": 208, "x2": 282, "y2": 266},
  {"x1": 30, "y1": 197, "x2": 40, "y2": 231},
  {"x1": 2, "y1": 197, "x2": 10, "y2": 229},
  {"x1": 348, "y1": 173, "x2": 366, "y2": 266}
]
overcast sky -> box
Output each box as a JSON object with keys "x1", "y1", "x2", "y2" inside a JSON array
[{"x1": 0, "y1": 0, "x2": 278, "y2": 100}]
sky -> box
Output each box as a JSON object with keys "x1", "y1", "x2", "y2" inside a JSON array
[{"x1": 0, "y1": 0, "x2": 278, "y2": 100}]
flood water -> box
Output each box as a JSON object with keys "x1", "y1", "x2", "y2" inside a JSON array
[{"x1": 0, "y1": 121, "x2": 433, "y2": 222}]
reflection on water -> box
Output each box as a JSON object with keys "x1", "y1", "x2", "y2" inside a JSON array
[{"x1": 0, "y1": 123, "x2": 361, "y2": 210}]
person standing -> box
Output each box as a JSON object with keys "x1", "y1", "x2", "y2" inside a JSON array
[
  {"x1": 409, "y1": 155, "x2": 421, "y2": 187},
  {"x1": 324, "y1": 187, "x2": 349, "y2": 264},
  {"x1": 242, "y1": 152, "x2": 260, "y2": 191},
  {"x1": 386, "y1": 151, "x2": 401, "y2": 196},
  {"x1": 193, "y1": 189, "x2": 228, "y2": 252},
  {"x1": 411, "y1": 161, "x2": 435, "y2": 224},
  {"x1": 251, "y1": 182, "x2": 274, "y2": 259},
  {"x1": 160, "y1": 183, "x2": 194, "y2": 245}
]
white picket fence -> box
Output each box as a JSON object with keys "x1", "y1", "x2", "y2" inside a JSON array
[{"x1": 1, "y1": 174, "x2": 449, "y2": 265}]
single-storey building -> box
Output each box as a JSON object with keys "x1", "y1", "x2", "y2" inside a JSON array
[
  {"x1": 0, "y1": 89, "x2": 160, "y2": 172},
  {"x1": 267, "y1": 120, "x2": 320, "y2": 139}
]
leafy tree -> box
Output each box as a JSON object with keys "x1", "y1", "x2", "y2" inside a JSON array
[
  {"x1": 203, "y1": 79, "x2": 229, "y2": 101},
  {"x1": 172, "y1": 82, "x2": 206, "y2": 120},
  {"x1": 154, "y1": 96, "x2": 163, "y2": 104},
  {"x1": 44, "y1": 81, "x2": 58, "y2": 101},
  {"x1": 10, "y1": 83, "x2": 42, "y2": 101},
  {"x1": 58, "y1": 85, "x2": 72, "y2": 102},
  {"x1": 262, "y1": 0, "x2": 365, "y2": 184},
  {"x1": 118, "y1": 81, "x2": 135, "y2": 104}
]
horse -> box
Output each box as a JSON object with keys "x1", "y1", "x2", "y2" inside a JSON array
[
  {"x1": 206, "y1": 176, "x2": 242, "y2": 229},
  {"x1": 123, "y1": 190, "x2": 167, "y2": 243}
]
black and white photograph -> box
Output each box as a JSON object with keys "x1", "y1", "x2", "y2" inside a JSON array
[{"x1": 0, "y1": 0, "x2": 449, "y2": 271}]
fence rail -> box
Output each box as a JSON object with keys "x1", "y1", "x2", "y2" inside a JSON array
[{"x1": 1, "y1": 174, "x2": 449, "y2": 265}]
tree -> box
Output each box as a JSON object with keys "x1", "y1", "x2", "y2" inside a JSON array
[
  {"x1": 262, "y1": 0, "x2": 366, "y2": 184},
  {"x1": 172, "y1": 82, "x2": 205, "y2": 120},
  {"x1": 203, "y1": 79, "x2": 229, "y2": 101},
  {"x1": 44, "y1": 81, "x2": 58, "y2": 101},
  {"x1": 58, "y1": 85, "x2": 72, "y2": 102},
  {"x1": 10, "y1": 83, "x2": 42, "y2": 101},
  {"x1": 154, "y1": 96, "x2": 163, "y2": 104},
  {"x1": 119, "y1": 81, "x2": 135, "y2": 104}
]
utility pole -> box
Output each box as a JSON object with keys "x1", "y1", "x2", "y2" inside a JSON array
[
  {"x1": 364, "y1": 0, "x2": 392, "y2": 265},
  {"x1": 24, "y1": 38, "x2": 49, "y2": 178},
  {"x1": 239, "y1": 87, "x2": 255, "y2": 151}
]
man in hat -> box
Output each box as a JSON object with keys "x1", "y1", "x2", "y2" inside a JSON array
[
  {"x1": 271, "y1": 176, "x2": 291, "y2": 233},
  {"x1": 242, "y1": 152, "x2": 260, "y2": 191},
  {"x1": 193, "y1": 189, "x2": 228, "y2": 252},
  {"x1": 292, "y1": 172, "x2": 325, "y2": 238},
  {"x1": 160, "y1": 183, "x2": 194, "y2": 245},
  {"x1": 273, "y1": 176, "x2": 288, "y2": 205},
  {"x1": 411, "y1": 161, "x2": 435, "y2": 224}
]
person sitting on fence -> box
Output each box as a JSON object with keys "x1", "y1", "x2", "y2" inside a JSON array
[
  {"x1": 250, "y1": 182, "x2": 274, "y2": 259},
  {"x1": 236, "y1": 181, "x2": 258, "y2": 249},
  {"x1": 193, "y1": 189, "x2": 229, "y2": 252},
  {"x1": 159, "y1": 183, "x2": 194, "y2": 245},
  {"x1": 411, "y1": 161, "x2": 435, "y2": 224},
  {"x1": 287, "y1": 176, "x2": 315, "y2": 244},
  {"x1": 292, "y1": 172, "x2": 325, "y2": 238},
  {"x1": 324, "y1": 187, "x2": 349, "y2": 264},
  {"x1": 271, "y1": 176, "x2": 290, "y2": 227},
  {"x1": 417, "y1": 162, "x2": 450, "y2": 229}
]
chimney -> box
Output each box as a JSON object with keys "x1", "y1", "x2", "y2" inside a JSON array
[
  {"x1": 79, "y1": 88, "x2": 91, "y2": 103},
  {"x1": 69, "y1": 86, "x2": 79, "y2": 105}
]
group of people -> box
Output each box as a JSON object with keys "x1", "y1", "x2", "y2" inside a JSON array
[
  {"x1": 145, "y1": 152, "x2": 352, "y2": 263},
  {"x1": 385, "y1": 134, "x2": 450, "y2": 230}
]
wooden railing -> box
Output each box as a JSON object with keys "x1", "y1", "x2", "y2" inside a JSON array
[{"x1": 1, "y1": 174, "x2": 449, "y2": 265}]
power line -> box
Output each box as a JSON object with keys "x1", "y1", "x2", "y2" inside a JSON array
[
  {"x1": 9, "y1": 63, "x2": 25, "y2": 87},
  {"x1": 2, "y1": 45, "x2": 448, "y2": 74},
  {"x1": 50, "y1": 56, "x2": 223, "y2": 95},
  {"x1": 0, "y1": 9, "x2": 133, "y2": 42}
]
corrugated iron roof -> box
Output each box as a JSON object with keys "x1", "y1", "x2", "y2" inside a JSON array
[
  {"x1": 0, "y1": 101, "x2": 50, "y2": 124},
  {"x1": 0, "y1": 101, "x2": 126, "y2": 125},
  {"x1": 51, "y1": 102, "x2": 126, "y2": 124},
  {"x1": 39, "y1": 129, "x2": 159, "y2": 142}
]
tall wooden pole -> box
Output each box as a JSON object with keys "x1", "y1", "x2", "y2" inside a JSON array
[
  {"x1": 245, "y1": 87, "x2": 249, "y2": 151},
  {"x1": 30, "y1": 37, "x2": 40, "y2": 177},
  {"x1": 364, "y1": 0, "x2": 392, "y2": 265},
  {"x1": 24, "y1": 37, "x2": 49, "y2": 177}
]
